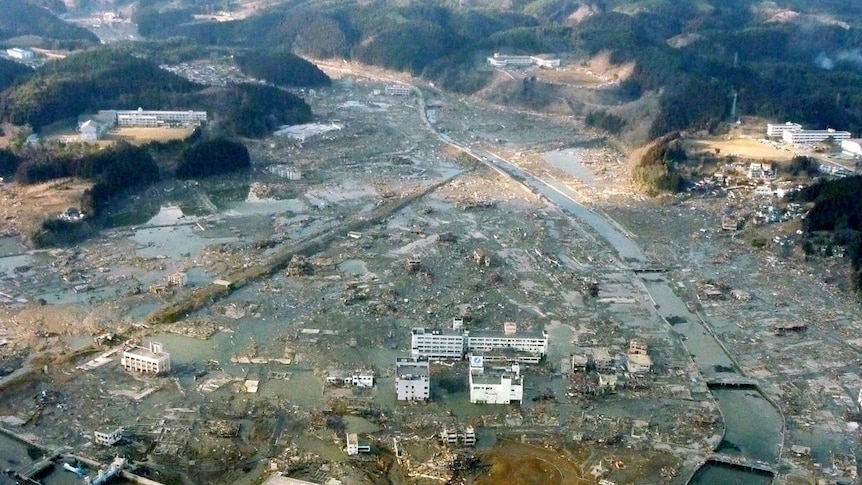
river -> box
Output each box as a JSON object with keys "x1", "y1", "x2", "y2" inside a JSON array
[{"x1": 478, "y1": 149, "x2": 784, "y2": 484}]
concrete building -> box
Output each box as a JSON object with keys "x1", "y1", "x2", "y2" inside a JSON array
[
  {"x1": 590, "y1": 347, "x2": 614, "y2": 373},
  {"x1": 468, "y1": 357, "x2": 523, "y2": 405},
  {"x1": 782, "y1": 128, "x2": 851, "y2": 145},
  {"x1": 766, "y1": 122, "x2": 802, "y2": 138},
  {"x1": 747, "y1": 162, "x2": 775, "y2": 180},
  {"x1": 486, "y1": 53, "x2": 561, "y2": 68},
  {"x1": 6, "y1": 48, "x2": 33, "y2": 60},
  {"x1": 841, "y1": 139, "x2": 862, "y2": 158},
  {"x1": 346, "y1": 432, "x2": 371, "y2": 455},
  {"x1": 384, "y1": 84, "x2": 412, "y2": 96},
  {"x1": 410, "y1": 327, "x2": 465, "y2": 360},
  {"x1": 466, "y1": 324, "x2": 548, "y2": 361},
  {"x1": 395, "y1": 358, "x2": 429, "y2": 401},
  {"x1": 625, "y1": 339, "x2": 652, "y2": 375},
  {"x1": 98, "y1": 109, "x2": 207, "y2": 127},
  {"x1": 94, "y1": 427, "x2": 123, "y2": 446},
  {"x1": 411, "y1": 324, "x2": 548, "y2": 363},
  {"x1": 78, "y1": 119, "x2": 109, "y2": 141},
  {"x1": 440, "y1": 426, "x2": 476, "y2": 446},
  {"x1": 121, "y1": 342, "x2": 170, "y2": 375}
]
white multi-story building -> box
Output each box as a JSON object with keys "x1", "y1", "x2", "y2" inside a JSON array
[
  {"x1": 121, "y1": 342, "x2": 170, "y2": 375},
  {"x1": 411, "y1": 324, "x2": 548, "y2": 363},
  {"x1": 766, "y1": 122, "x2": 802, "y2": 138},
  {"x1": 395, "y1": 358, "x2": 430, "y2": 401},
  {"x1": 467, "y1": 324, "x2": 548, "y2": 359},
  {"x1": 410, "y1": 327, "x2": 465, "y2": 360},
  {"x1": 6, "y1": 48, "x2": 33, "y2": 60},
  {"x1": 468, "y1": 358, "x2": 523, "y2": 405},
  {"x1": 98, "y1": 109, "x2": 207, "y2": 127},
  {"x1": 486, "y1": 53, "x2": 561, "y2": 68},
  {"x1": 782, "y1": 128, "x2": 851, "y2": 145}
]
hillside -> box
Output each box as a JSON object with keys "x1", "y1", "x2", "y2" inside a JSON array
[
  {"x1": 128, "y1": 0, "x2": 862, "y2": 145},
  {"x1": 0, "y1": 48, "x2": 312, "y2": 137},
  {"x1": 0, "y1": 0, "x2": 98, "y2": 49}
]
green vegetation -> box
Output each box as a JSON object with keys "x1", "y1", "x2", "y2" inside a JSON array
[
  {"x1": 234, "y1": 50, "x2": 331, "y2": 87},
  {"x1": 631, "y1": 133, "x2": 685, "y2": 195},
  {"x1": 0, "y1": 49, "x2": 200, "y2": 129},
  {"x1": 793, "y1": 176, "x2": 862, "y2": 293},
  {"x1": 0, "y1": 0, "x2": 98, "y2": 49},
  {"x1": 0, "y1": 59, "x2": 34, "y2": 92},
  {"x1": 176, "y1": 138, "x2": 250, "y2": 178},
  {"x1": 0, "y1": 48, "x2": 313, "y2": 138},
  {"x1": 131, "y1": 0, "x2": 862, "y2": 142}
]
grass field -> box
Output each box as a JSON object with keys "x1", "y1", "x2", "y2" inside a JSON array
[{"x1": 686, "y1": 138, "x2": 795, "y2": 161}]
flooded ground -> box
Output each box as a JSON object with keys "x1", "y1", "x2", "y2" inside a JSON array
[{"x1": 0, "y1": 64, "x2": 859, "y2": 484}]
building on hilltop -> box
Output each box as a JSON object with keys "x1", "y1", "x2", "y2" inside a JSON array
[
  {"x1": 121, "y1": 342, "x2": 170, "y2": 375},
  {"x1": 766, "y1": 122, "x2": 802, "y2": 138},
  {"x1": 384, "y1": 84, "x2": 412, "y2": 96},
  {"x1": 98, "y1": 108, "x2": 207, "y2": 127},
  {"x1": 395, "y1": 358, "x2": 429, "y2": 401},
  {"x1": 782, "y1": 128, "x2": 851, "y2": 146},
  {"x1": 6, "y1": 48, "x2": 33, "y2": 60},
  {"x1": 486, "y1": 53, "x2": 561, "y2": 68}
]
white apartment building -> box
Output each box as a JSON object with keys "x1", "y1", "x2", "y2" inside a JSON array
[
  {"x1": 782, "y1": 128, "x2": 851, "y2": 145},
  {"x1": 395, "y1": 358, "x2": 430, "y2": 401},
  {"x1": 98, "y1": 109, "x2": 207, "y2": 127},
  {"x1": 468, "y1": 358, "x2": 523, "y2": 405},
  {"x1": 410, "y1": 327, "x2": 465, "y2": 360},
  {"x1": 766, "y1": 122, "x2": 802, "y2": 138},
  {"x1": 121, "y1": 342, "x2": 170, "y2": 375}
]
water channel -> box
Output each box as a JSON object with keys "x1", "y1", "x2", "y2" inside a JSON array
[{"x1": 484, "y1": 150, "x2": 785, "y2": 484}]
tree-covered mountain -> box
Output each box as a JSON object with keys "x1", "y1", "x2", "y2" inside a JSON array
[
  {"x1": 0, "y1": 58, "x2": 34, "y2": 92},
  {"x1": 0, "y1": 49, "x2": 201, "y2": 129},
  {"x1": 0, "y1": 48, "x2": 312, "y2": 137},
  {"x1": 234, "y1": 50, "x2": 331, "y2": 88},
  {"x1": 130, "y1": 0, "x2": 862, "y2": 142},
  {"x1": 0, "y1": 0, "x2": 98, "y2": 49}
]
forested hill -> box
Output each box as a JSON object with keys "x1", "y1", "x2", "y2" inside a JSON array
[
  {"x1": 0, "y1": 49, "x2": 312, "y2": 137},
  {"x1": 0, "y1": 49, "x2": 201, "y2": 129},
  {"x1": 132, "y1": 0, "x2": 862, "y2": 141},
  {"x1": 0, "y1": 0, "x2": 98, "y2": 49},
  {"x1": 0, "y1": 59, "x2": 34, "y2": 92},
  {"x1": 234, "y1": 51, "x2": 331, "y2": 88}
]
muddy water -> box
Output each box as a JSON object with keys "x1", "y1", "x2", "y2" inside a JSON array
[{"x1": 689, "y1": 462, "x2": 773, "y2": 485}]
